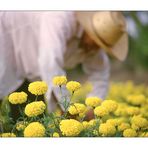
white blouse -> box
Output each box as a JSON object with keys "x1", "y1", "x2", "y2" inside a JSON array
[{"x1": 0, "y1": 11, "x2": 110, "y2": 111}]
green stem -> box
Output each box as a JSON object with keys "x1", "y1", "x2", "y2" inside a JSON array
[{"x1": 35, "y1": 95, "x2": 38, "y2": 101}]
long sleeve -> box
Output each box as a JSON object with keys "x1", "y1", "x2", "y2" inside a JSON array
[
  {"x1": 82, "y1": 49, "x2": 110, "y2": 99},
  {"x1": 37, "y1": 12, "x2": 76, "y2": 111},
  {"x1": 0, "y1": 13, "x2": 24, "y2": 99}
]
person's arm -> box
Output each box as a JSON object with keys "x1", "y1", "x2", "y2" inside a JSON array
[
  {"x1": 82, "y1": 49, "x2": 110, "y2": 100},
  {"x1": 37, "y1": 12, "x2": 75, "y2": 112}
]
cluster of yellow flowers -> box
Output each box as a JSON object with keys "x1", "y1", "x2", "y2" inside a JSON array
[
  {"x1": 1, "y1": 77, "x2": 148, "y2": 137},
  {"x1": 0, "y1": 133, "x2": 16, "y2": 137},
  {"x1": 8, "y1": 92, "x2": 28, "y2": 104},
  {"x1": 25, "y1": 101, "x2": 46, "y2": 117},
  {"x1": 24, "y1": 122, "x2": 45, "y2": 137},
  {"x1": 68, "y1": 103, "x2": 87, "y2": 115},
  {"x1": 28, "y1": 81, "x2": 48, "y2": 95},
  {"x1": 60, "y1": 119, "x2": 83, "y2": 136}
]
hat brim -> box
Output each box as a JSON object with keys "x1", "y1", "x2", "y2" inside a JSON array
[{"x1": 76, "y1": 11, "x2": 128, "y2": 61}]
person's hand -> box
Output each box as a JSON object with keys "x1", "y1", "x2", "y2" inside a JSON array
[{"x1": 84, "y1": 108, "x2": 94, "y2": 121}]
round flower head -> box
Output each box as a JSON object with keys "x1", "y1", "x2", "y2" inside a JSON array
[
  {"x1": 126, "y1": 107, "x2": 140, "y2": 116},
  {"x1": 82, "y1": 121, "x2": 90, "y2": 129},
  {"x1": 25, "y1": 101, "x2": 46, "y2": 117},
  {"x1": 94, "y1": 106, "x2": 109, "y2": 117},
  {"x1": 131, "y1": 116, "x2": 148, "y2": 128},
  {"x1": 53, "y1": 76, "x2": 67, "y2": 86},
  {"x1": 66, "y1": 81, "x2": 81, "y2": 93},
  {"x1": 8, "y1": 91, "x2": 27, "y2": 104},
  {"x1": 60, "y1": 119, "x2": 83, "y2": 137},
  {"x1": 68, "y1": 103, "x2": 86, "y2": 115},
  {"x1": 88, "y1": 119, "x2": 97, "y2": 127},
  {"x1": 53, "y1": 132, "x2": 60, "y2": 137},
  {"x1": 85, "y1": 97, "x2": 102, "y2": 107},
  {"x1": 131, "y1": 123, "x2": 140, "y2": 131},
  {"x1": 127, "y1": 94, "x2": 146, "y2": 105},
  {"x1": 99, "y1": 123, "x2": 116, "y2": 136},
  {"x1": 16, "y1": 121, "x2": 28, "y2": 131},
  {"x1": 123, "y1": 128, "x2": 137, "y2": 137},
  {"x1": 79, "y1": 108, "x2": 88, "y2": 118},
  {"x1": 28, "y1": 81, "x2": 48, "y2": 95},
  {"x1": 101, "y1": 100, "x2": 118, "y2": 113},
  {"x1": 106, "y1": 118, "x2": 124, "y2": 127},
  {"x1": 0, "y1": 133, "x2": 16, "y2": 137},
  {"x1": 118, "y1": 123, "x2": 130, "y2": 132},
  {"x1": 24, "y1": 122, "x2": 45, "y2": 137}
]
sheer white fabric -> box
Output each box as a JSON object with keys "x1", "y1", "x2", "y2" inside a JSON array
[{"x1": 0, "y1": 11, "x2": 110, "y2": 111}]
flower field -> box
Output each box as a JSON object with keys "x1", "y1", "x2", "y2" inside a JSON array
[{"x1": 0, "y1": 76, "x2": 148, "y2": 137}]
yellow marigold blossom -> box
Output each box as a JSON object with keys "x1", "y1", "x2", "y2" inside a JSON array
[
  {"x1": 118, "y1": 123, "x2": 130, "y2": 131},
  {"x1": 99, "y1": 123, "x2": 116, "y2": 136},
  {"x1": 106, "y1": 118, "x2": 123, "y2": 127},
  {"x1": 131, "y1": 124, "x2": 140, "y2": 131},
  {"x1": 16, "y1": 121, "x2": 28, "y2": 131},
  {"x1": 53, "y1": 132, "x2": 60, "y2": 137},
  {"x1": 127, "y1": 94, "x2": 146, "y2": 106},
  {"x1": 94, "y1": 106, "x2": 109, "y2": 117},
  {"x1": 131, "y1": 116, "x2": 148, "y2": 128},
  {"x1": 85, "y1": 97, "x2": 102, "y2": 107},
  {"x1": 144, "y1": 132, "x2": 148, "y2": 137},
  {"x1": 8, "y1": 92, "x2": 27, "y2": 104},
  {"x1": 126, "y1": 107, "x2": 140, "y2": 116},
  {"x1": 24, "y1": 122, "x2": 45, "y2": 137},
  {"x1": 101, "y1": 100, "x2": 118, "y2": 113},
  {"x1": 88, "y1": 119, "x2": 97, "y2": 127},
  {"x1": 53, "y1": 76, "x2": 67, "y2": 86},
  {"x1": 66, "y1": 81, "x2": 81, "y2": 92},
  {"x1": 60, "y1": 119, "x2": 83, "y2": 137},
  {"x1": 0, "y1": 133, "x2": 16, "y2": 137},
  {"x1": 79, "y1": 108, "x2": 88, "y2": 118},
  {"x1": 25, "y1": 101, "x2": 46, "y2": 117},
  {"x1": 82, "y1": 121, "x2": 90, "y2": 129},
  {"x1": 68, "y1": 103, "x2": 86, "y2": 115},
  {"x1": 123, "y1": 128, "x2": 137, "y2": 137},
  {"x1": 28, "y1": 81, "x2": 48, "y2": 95}
]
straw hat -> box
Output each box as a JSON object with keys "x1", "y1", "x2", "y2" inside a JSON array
[{"x1": 76, "y1": 11, "x2": 128, "y2": 61}]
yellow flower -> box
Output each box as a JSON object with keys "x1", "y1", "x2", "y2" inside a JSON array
[
  {"x1": 53, "y1": 76, "x2": 67, "y2": 86},
  {"x1": 24, "y1": 122, "x2": 45, "y2": 137},
  {"x1": 99, "y1": 123, "x2": 116, "y2": 136},
  {"x1": 53, "y1": 132, "x2": 60, "y2": 137},
  {"x1": 94, "y1": 106, "x2": 109, "y2": 117},
  {"x1": 28, "y1": 81, "x2": 48, "y2": 95},
  {"x1": 82, "y1": 121, "x2": 90, "y2": 129},
  {"x1": 66, "y1": 81, "x2": 81, "y2": 92},
  {"x1": 101, "y1": 100, "x2": 118, "y2": 113},
  {"x1": 0, "y1": 133, "x2": 16, "y2": 137},
  {"x1": 79, "y1": 108, "x2": 88, "y2": 118},
  {"x1": 68, "y1": 103, "x2": 86, "y2": 115},
  {"x1": 131, "y1": 116, "x2": 148, "y2": 128},
  {"x1": 88, "y1": 119, "x2": 97, "y2": 127},
  {"x1": 60, "y1": 119, "x2": 83, "y2": 137},
  {"x1": 123, "y1": 128, "x2": 137, "y2": 137},
  {"x1": 16, "y1": 121, "x2": 28, "y2": 131},
  {"x1": 126, "y1": 107, "x2": 140, "y2": 116},
  {"x1": 85, "y1": 97, "x2": 102, "y2": 107},
  {"x1": 131, "y1": 124, "x2": 140, "y2": 131},
  {"x1": 106, "y1": 118, "x2": 123, "y2": 127},
  {"x1": 8, "y1": 92, "x2": 27, "y2": 104},
  {"x1": 25, "y1": 101, "x2": 46, "y2": 117},
  {"x1": 118, "y1": 123, "x2": 130, "y2": 131},
  {"x1": 127, "y1": 94, "x2": 146, "y2": 105}
]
